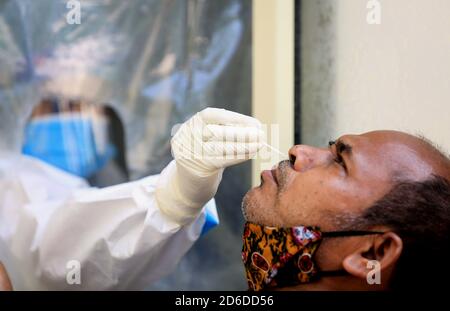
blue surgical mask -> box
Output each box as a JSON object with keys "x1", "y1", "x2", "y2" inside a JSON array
[{"x1": 22, "y1": 114, "x2": 116, "y2": 178}]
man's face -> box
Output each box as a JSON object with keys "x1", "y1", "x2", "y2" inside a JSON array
[{"x1": 242, "y1": 130, "x2": 437, "y2": 230}]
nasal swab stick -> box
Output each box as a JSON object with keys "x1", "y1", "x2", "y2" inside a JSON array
[{"x1": 262, "y1": 141, "x2": 285, "y2": 157}]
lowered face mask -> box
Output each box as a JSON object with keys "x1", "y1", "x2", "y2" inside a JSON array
[{"x1": 242, "y1": 222, "x2": 383, "y2": 291}]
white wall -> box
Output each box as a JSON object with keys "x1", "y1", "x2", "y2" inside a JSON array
[
  {"x1": 302, "y1": 0, "x2": 450, "y2": 152},
  {"x1": 252, "y1": 0, "x2": 294, "y2": 185}
]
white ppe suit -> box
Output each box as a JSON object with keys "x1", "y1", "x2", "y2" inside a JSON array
[{"x1": 0, "y1": 108, "x2": 263, "y2": 290}]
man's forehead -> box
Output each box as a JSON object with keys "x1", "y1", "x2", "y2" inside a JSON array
[
  {"x1": 340, "y1": 130, "x2": 413, "y2": 144},
  {"x1": 336, "y1": 130, "x2": 431, "y2": 152},
  {"x1": 339, "y1": 130, "x2": 437, "y2": 180}
]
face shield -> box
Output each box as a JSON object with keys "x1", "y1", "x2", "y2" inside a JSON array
[
  {"x1": 1, "y1": 0, "x2": 251, "y2": 290},
  {"x1": 0, "y1": 0, "x2": 246, "y2": 181}
]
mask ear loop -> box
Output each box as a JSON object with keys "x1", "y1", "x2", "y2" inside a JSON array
[
  {"x1": 321, "y1": 230, "x2": 386, "y2": 238},
  {"x1": 318, "y1": 230, "x2": 386, "y2": 277}
]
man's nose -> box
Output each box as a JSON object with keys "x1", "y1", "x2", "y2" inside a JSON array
[{"x1": 288, "y1": 144, "x2": 332, "y2": 172}]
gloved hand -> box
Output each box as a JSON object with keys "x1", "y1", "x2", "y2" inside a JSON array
[{"x1": 155, "y1": 108, "x2": 264, "y2": 225}]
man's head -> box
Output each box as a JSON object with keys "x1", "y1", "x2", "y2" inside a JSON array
[{"x1": 242, "y1": 130, "x2": 450, "y2": 290}]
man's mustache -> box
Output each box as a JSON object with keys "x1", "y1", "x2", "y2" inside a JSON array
[{"x1": 276, "y1": 160, "x2": 292, "y2": 192}]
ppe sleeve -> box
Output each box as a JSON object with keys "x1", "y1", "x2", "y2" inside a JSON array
[{"x1": 0, "y1": 156, "x2": 213, "y2": 290}]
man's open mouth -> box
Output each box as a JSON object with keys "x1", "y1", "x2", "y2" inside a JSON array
[
  {"x1": 261, "y1": 160, "x2": 292, "y2": 188},
  {"x1": 270, "y1": 168, "x2": 279, "y2": 185},
  {"x1": 260, "y1": 167, "x2": 279, "y2": 187}
]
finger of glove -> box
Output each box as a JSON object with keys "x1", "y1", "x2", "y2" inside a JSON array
[
  {"x1": 201, "y1": 142, "x2": 261, "y2": 168},
  {"x1": 202, "y1": 141, "x2": 261, "y2": 157},
  {"x1": 171, "y1": 141, "x2": 260, "y2": 172},
  {"x1": 199, "y1": 107, "x2": 262, "y2": 128},
  {"x1": 203, "y1": 124, "x2": 264, "y2": 143}
]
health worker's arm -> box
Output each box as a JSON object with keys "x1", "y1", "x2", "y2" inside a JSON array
[
  {"x1": 0, "y1": 155, "x2": 211, "y2": 290},
  {"x1": 0, "y1": 108, "x2": 263, "y2": 290}
]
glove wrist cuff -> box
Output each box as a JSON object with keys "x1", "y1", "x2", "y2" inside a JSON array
[{"x1": 155, "y1": 160, "x2": 223, "y2": 225}]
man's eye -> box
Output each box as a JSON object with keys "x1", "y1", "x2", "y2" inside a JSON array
[
  {"x1": 334, "y1": 155, "x2": 346, "y2": 169},
  {"x1": 338, "y1": 143, "x2": 347, "y2": 154},
  {"x1": 289, "y1": 154, "x2": 296, "y2": 166},
  {"x1": 329, "y1": 140, "x2": 347, "y2": 170}
]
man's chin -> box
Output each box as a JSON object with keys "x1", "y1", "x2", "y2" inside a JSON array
[
  {"x1": 241, "y1": 187, "x2": 278, "y2": 225},
  {"x1": 241, "y1": 188, "x2": 260, "y2": 222},
  {"x1": 241, "y1": 190, "x2": 252, "y2": 221}
]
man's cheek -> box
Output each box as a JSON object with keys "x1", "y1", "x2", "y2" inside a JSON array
[
  {"x1": 242, "y1": 189, "x2": 278, "y2": 224},
  {"x1": 276, "y1": 194, "x2": 308, "y2": 226},
  {"x1": 277, "y1": 182, "x2": 333, "y2": 225}
]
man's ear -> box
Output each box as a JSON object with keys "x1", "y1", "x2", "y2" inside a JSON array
[{"x1": 342, "y1": 232, "x2": 403, "y2": 280}]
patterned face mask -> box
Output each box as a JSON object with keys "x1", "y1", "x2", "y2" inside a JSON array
[{"x1": 242, "y1": 222, "x2": 384, "y2": 291}]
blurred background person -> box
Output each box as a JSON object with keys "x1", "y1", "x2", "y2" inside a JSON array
[
  {"x1": 0, "y1": 100, "x2": 262, "y2": 289},
  {"x1": 22, "y1": 99, "x2": 128, "y2": 187},
  {"x1": 0, "y1": 262, "x2": 12, "y2": 291}
]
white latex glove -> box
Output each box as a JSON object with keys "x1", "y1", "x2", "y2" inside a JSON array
[{"x1": 155, "y1": 108, "x2": 264, "y2": 224}]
